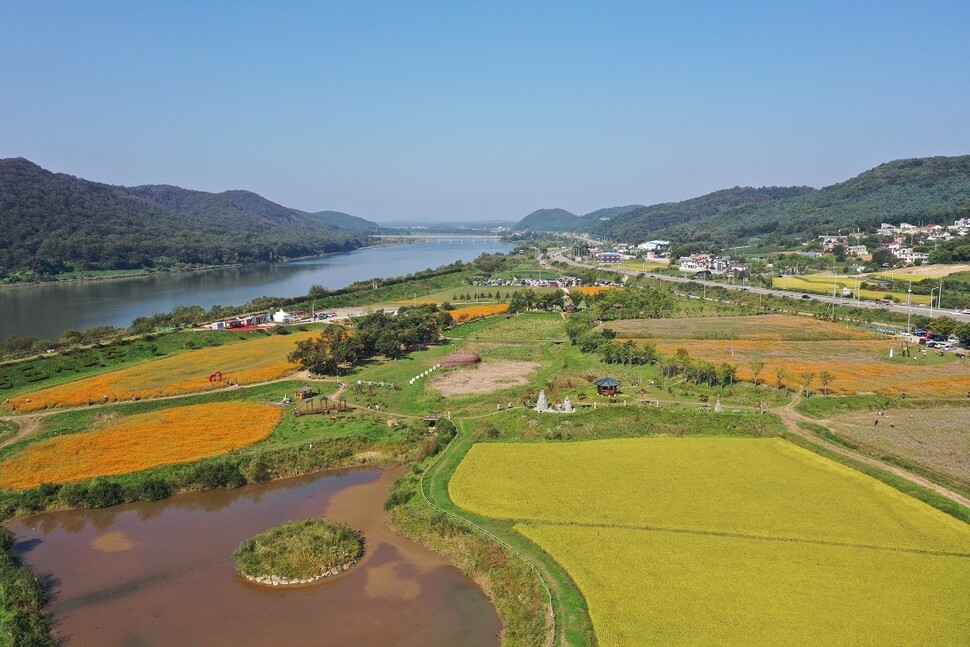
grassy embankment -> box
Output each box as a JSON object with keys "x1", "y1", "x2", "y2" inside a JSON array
[{"x1": 0, "y1": 527, "x2": 55, "y2": 647}]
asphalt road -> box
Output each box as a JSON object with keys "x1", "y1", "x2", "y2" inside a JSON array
[{"x1": 545, "y1": 249, "x2": 970, "y2": 324}]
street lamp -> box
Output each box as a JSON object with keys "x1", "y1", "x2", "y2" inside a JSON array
[{"x1": 930, "y1": 286, "x2": 940, "y2": 319}]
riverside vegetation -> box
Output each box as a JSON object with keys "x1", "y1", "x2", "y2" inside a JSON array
[
  {"x1": 2, "y1": 249, "x2": 969, "y2": 646},
  {"x1": 233, "y1": 518, "x2": 364, "y2": 583}
]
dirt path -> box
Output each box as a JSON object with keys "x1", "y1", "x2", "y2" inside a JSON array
[{"x1": 771, "y1": 396, "x2": 970, "y2": 509}]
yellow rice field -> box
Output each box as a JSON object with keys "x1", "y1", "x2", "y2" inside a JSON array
[
  {"x1": 652, "y1": 338, "x2": 970, "y2": 396},
  {"x1": 6, "y1": 332, "x2": 313, "y2": 412},
  {"x1": 773, "y1": 275, "x2": 932, "y2": 304},
  {"x1": 0, "y1": 402, "x2": 281, "y2": 488},
  {"x1": 451, "y1": 438, "x2": 970, "y2": 645}
]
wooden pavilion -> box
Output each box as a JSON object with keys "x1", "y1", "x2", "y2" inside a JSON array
[{"x1": 594, "y1": 377, "x2": 621, "y2": 396}]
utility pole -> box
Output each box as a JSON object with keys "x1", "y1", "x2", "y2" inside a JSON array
[{"x1": 907, "y1": 280, "x2": 912, "y2": 334}]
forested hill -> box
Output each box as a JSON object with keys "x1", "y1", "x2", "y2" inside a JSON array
[
  {"x1": 309, "y1": 210, "x2": 380, "y2": 230},
  {"x1": 604, "y1": 156, "x2": 970, "y2": 247},
  {"x1": 512, "y1": 156, "x2": 970, "y2": 247},
  {"x1": 513, "y1": 208, "x2": 580, "y2": 231},
  {"x1": 0, "y1": 158, "x2": 380, "y2": 281}
]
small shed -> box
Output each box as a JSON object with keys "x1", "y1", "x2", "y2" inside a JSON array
[
  {"x1": 295, "y1": 386, "x2": 314, "y2": 400},
  {"x1": 594, "y1": 377, "x2": 621, "y2": 396}
]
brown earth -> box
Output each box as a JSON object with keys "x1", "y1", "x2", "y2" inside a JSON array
[{"x1": 429, "y1": 361, "x2": 540, "y2": 396}]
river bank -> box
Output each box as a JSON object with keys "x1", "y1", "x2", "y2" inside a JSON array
[{"x1": 2, "y1": 239, "x2": 512, "y2": 341}]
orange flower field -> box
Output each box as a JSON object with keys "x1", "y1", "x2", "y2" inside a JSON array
[
  {"x1": 450, "y1": 303, "x2": 510, "y2": 322},
  {"x1": 654, "y1": 339, "x2": 970, "y2": 396},
  {"x1": 0, "y1": 402, "x2": 282, "y2": 489},
  {"x1": 7, "y1": 332, "x2": 314, "y2": 413}
]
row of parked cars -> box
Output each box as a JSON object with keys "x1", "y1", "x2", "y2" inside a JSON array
[{"x1": 906, "y1": 329, "x2": 962, "y2": 350}]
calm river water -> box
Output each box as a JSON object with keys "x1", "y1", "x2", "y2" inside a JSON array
[
  {"x1": 0, "y1": 239, "x2": 512, "y2": 341},
  {"x1": 6, "y1": 467, "x2": 501, "y2": 646}
]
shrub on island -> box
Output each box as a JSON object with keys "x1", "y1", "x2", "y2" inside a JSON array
[{"x1": 233, "y1": 518, "x2": 363, "y2": 585}]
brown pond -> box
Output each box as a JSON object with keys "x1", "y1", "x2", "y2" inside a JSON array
[{"x1": 5, "y1": 468, "x2": 501, "y2": 646}]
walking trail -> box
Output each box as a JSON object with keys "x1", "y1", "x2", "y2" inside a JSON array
[{"x1": 771, "y1": 395, "x2": 970, "y2": 509}]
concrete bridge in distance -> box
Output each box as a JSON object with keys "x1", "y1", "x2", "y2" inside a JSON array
[{"x1": 370, "y1": 233, "x2": 503, "y2": 243}]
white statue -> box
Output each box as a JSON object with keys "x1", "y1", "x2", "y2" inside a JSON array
[{"x1": 535, "y1": 390, "x2": 549, "y2": 412}]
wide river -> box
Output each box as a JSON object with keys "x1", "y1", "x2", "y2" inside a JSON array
[
  {"x1": 6, "y1": 467, "x2": 502, "y2": 646},
  {"x1": 0, "y1": 239, "x2": 512, "y2": 341}
]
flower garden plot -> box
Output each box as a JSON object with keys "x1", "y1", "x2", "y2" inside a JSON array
[
  {"x1": 0, "y1": 402, "x2": 281, "y2": 488},
  {"x1": 651, "y1": 339, "x2": 970, "y2": 396},
  {"x1": 448, "y1": 303, "x2": 510, "y2": 322},
  {"x1": 7, "y1": 332, "x2": 314, "y2": 412}
]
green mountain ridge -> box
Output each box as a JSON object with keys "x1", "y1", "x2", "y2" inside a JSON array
[
  {"x1": 0, "y1": 158, "x2": 380, "y2": 280},
  {"x1": 514, "y1": 156, "x2": 970, "y2": 247},
  {"x1": 514, "y1": 208, "x2": 580, "y2": 231}
]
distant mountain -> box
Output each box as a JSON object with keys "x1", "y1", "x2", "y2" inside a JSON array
[
  {"x1": 511, "y1": 156, "x2": 970, "y2": 247},
  {"x1": 592, "y1": 186, "x2": 814, "y2": 242},
  {"x1": 310, "y1": 210, "x2": 380, "y2": 231},
  {"x1": 514, "y1": 208, "x2": 581, "y2": 231},
  {"x1": 581, "y1": 205, "x2": 645, "y2": 222},
  {"x1": 0, "y1": 158, "x2": 379, "y2": 281},
  {"x1": 611, "y1": 156, "x2": 970, "y2": 247}
]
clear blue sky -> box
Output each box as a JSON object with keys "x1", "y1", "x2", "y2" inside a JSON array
[{"x1": 1, "y1": 1, "x2": 968, "y2": 221}]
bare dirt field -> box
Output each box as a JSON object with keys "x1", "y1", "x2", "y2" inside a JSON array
[
  {"x1": 829, "y1": 407, "x2": 970, "y2": 489},
  {"x1": 874, "y1": 264, "x2": 970, "y2": 279},
  {"x1": 429, "y1": 361, "x2": 539, "y2": 396},
  {"x1": 606, "y1": 314, "x2": 878, "y2": 341}
]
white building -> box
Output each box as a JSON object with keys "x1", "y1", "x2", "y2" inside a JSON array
[{"x1": 272, "y1": 308, "x2": 293, "y2": 323}]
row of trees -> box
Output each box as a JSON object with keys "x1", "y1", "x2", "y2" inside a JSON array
[{"x1": 288, "y1": 305, "x2": 452, "y2": 375}]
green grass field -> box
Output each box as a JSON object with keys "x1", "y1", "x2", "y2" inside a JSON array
[{"x1": 450, "y1": 437, "x2": 970, "y2": 645}]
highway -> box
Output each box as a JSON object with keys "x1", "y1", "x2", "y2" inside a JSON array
[{"x1": 545, "y1": 248, "x2": 970, "y2": 324}]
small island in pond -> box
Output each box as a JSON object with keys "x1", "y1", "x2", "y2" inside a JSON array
[{"x1": 233, "y1": 518, "x2": 364, "y2": 586}]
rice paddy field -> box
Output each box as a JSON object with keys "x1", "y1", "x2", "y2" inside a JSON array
[
  {"x1": 5, "y1": 332, "x2": 314, "y2": 412},
  {"x1": 829, "y1": 407, "x2": 970, "y2": 491},
  {"x1": 773, "y1": 275, "x2": 932, "y2": 304},
  {"x1": 450, "y1": 437, "x2": 970, "y2": 646},
  {"x1": 0, "y1": 402, "x2": 281, "y2": 488}
]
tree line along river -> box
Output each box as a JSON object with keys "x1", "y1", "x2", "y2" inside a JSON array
[{"x1": 0, "y1": 239, "x2": 513, "y2": 342}]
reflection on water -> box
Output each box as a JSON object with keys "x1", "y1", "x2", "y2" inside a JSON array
[
  {"x1": 1, "y1": 240, "x2": 513, "y2": 340},
  {"x1": 5, "y1": 468, "x2": 500, "y2": 646}
]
